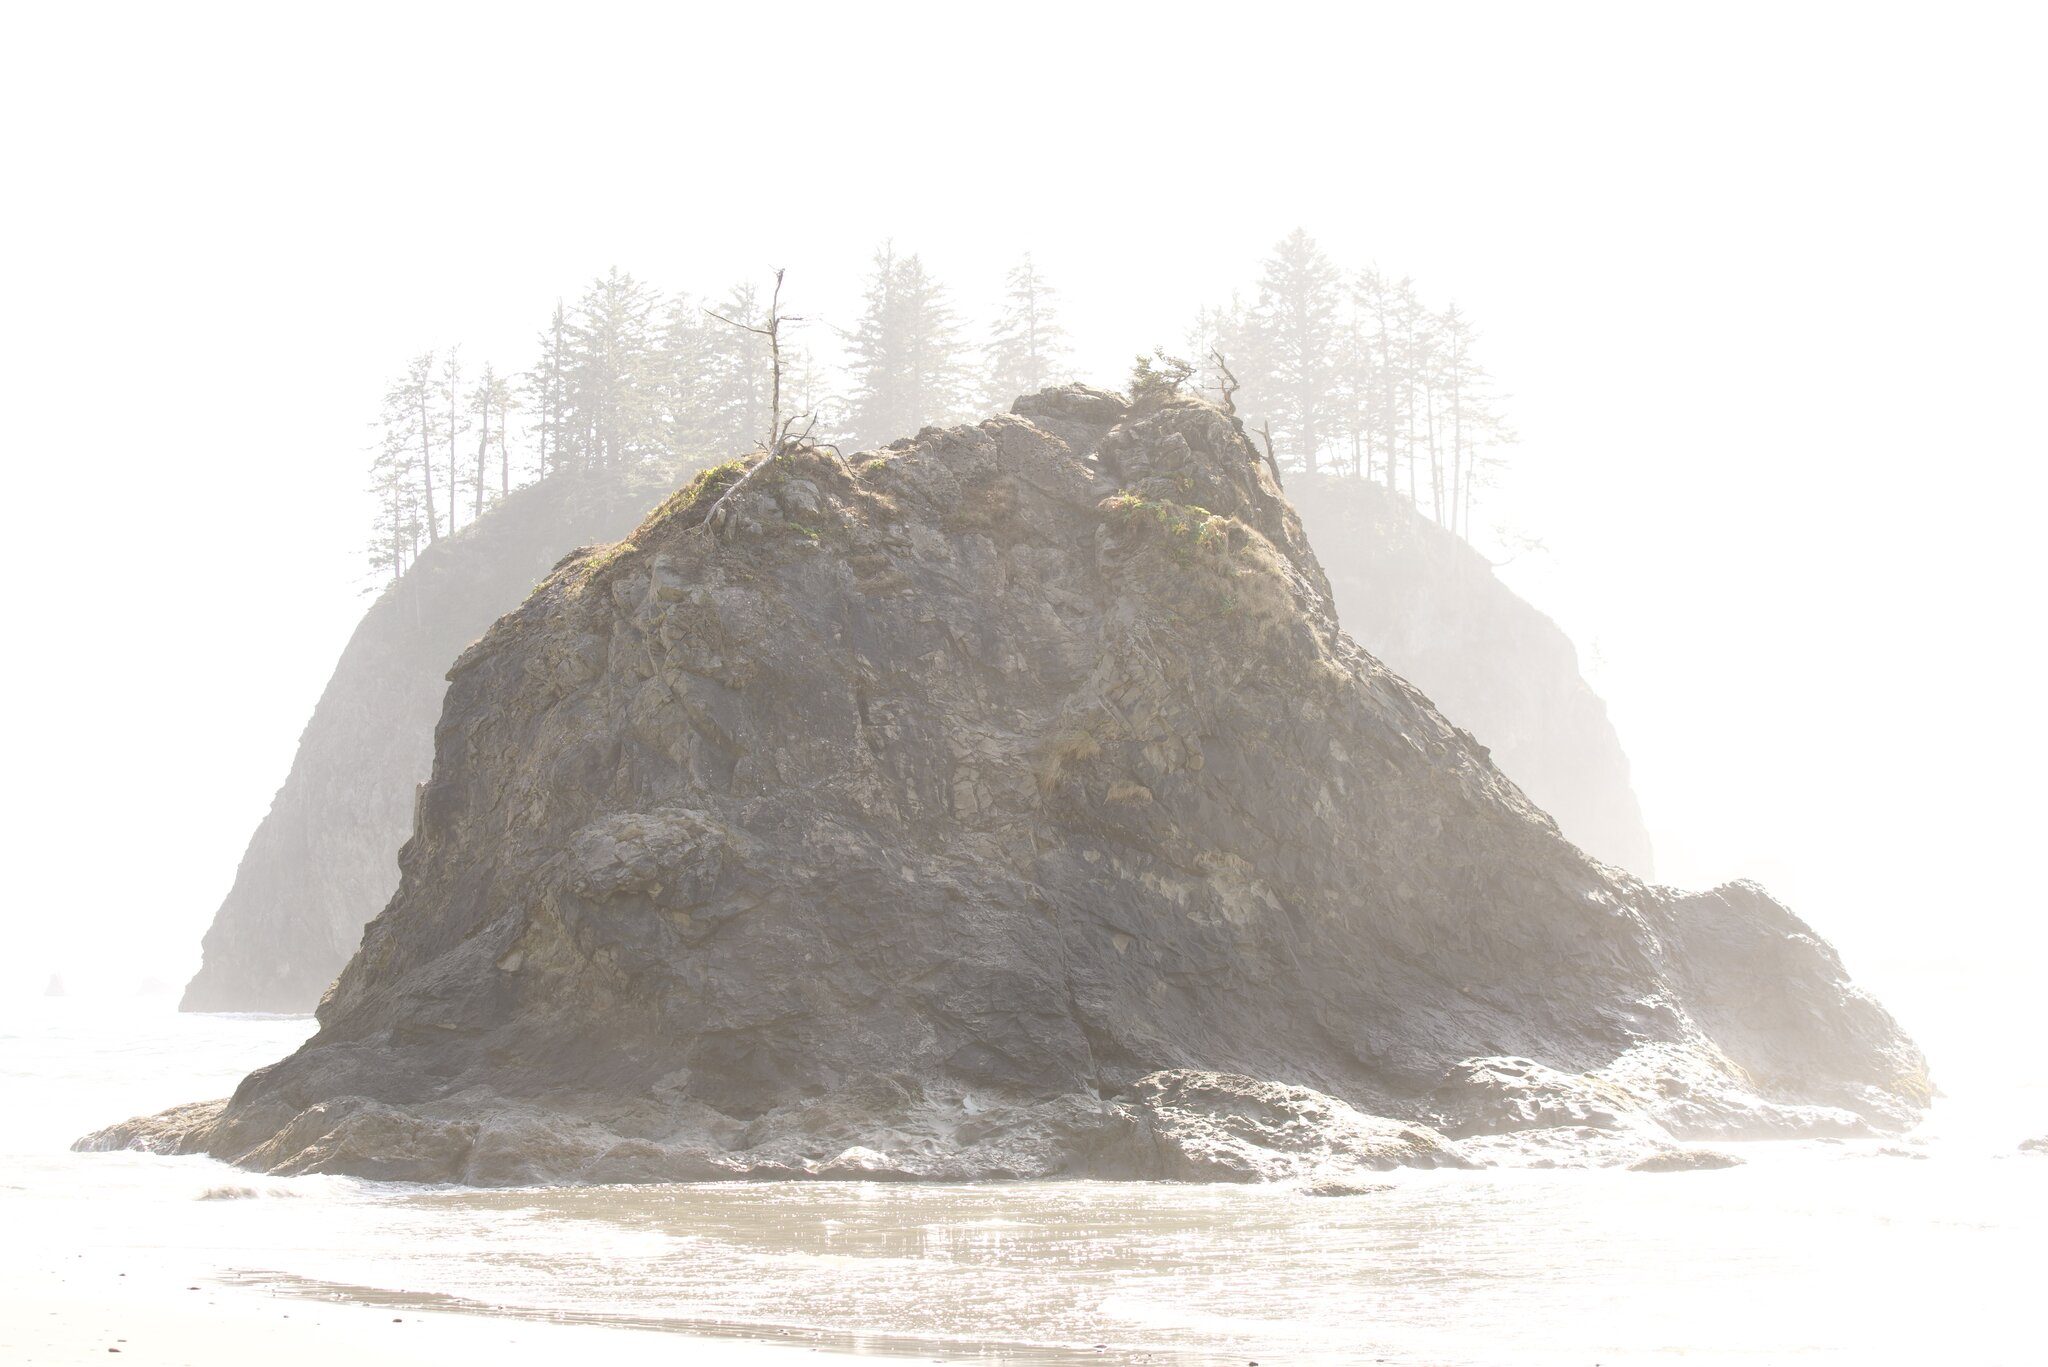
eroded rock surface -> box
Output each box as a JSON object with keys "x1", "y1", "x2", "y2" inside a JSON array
[{"x1": 102, "y1": 387, "x2": 1926, "y2": 1182}]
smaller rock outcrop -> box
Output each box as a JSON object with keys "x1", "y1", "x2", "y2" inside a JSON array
[
  {"x1": 1629, "y1": 1148, "x2": 1744, "y2": 1173},
  {"x1": 1289, "y1": 474, "x2": 1654, "y2": 874},
  {"x1": 182, "y1": 468, "x2": 681, "y2": 1013}
]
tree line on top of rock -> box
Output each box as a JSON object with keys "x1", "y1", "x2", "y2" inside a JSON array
[
  {"x1": 364, "y1": 231, "x2": 1513, "y2": 584},
  {"x1": 1186, "y1": 230, "x2": 1512, "y2": 542}
]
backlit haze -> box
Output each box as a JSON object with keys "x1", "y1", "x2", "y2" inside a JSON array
[{"x1": 5, "y1": 2, "x2": 2042, "y2": 1085}]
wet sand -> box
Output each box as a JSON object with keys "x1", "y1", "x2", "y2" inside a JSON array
[{"x1": 2, "y1": 1242, "x2": 863, "y2": 1367}]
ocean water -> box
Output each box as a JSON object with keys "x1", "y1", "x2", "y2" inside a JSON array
[{"x1": 3, "y1": 999, "x2": 2042, "y2": 1365}]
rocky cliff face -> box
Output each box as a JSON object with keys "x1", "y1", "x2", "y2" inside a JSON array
[
  {"x1": 1288, "y1": 474, "x2": 1654, "y2": 874},
  {"x1": 113, "y1": 389, "x2": 1925, "y2": 1182},
  {"x1": 181, "y1": 470, "x2": 675, "y2": 1013},
  {"x1": 183, "y1": 426, "x2": 1650, "y2": 1014}
]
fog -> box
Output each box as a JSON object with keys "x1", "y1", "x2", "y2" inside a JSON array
[{"x1": 6, "y1": 0, "x2": 2043, "y2": 1090}]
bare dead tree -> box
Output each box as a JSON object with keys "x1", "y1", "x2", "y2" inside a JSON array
[
  {"x1": 703, "y1": 269, "x2": 837, "y2": 533},
  {"x1": 1254, "y1": 420, "x2": 1283, "y2": 488},
  {"x1": 1209, "y1": 349, "x2": 1239, "y2": 416},
  {"x1": 1204, "y1": 350, "x2": 1274, "y2": 486},
  {"x1": 705, "y1": 267, "x2": 810, "y2": 456}
]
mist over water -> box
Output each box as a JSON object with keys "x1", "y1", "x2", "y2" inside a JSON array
[
  {"x1": 7, "y1": 1002, "x2": 2041, "y2": 1365},
  {"x1": 10, "y1": 5, "x2": 2044, "y2": 1050}
]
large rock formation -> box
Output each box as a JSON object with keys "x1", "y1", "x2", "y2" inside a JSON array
[
  {"x1": 184, "y1": 424, "x2": 1652, "y2": 1015},
  {"x1": 1289, "y1": 474, "x2": 1653, "y2": 874},
  {"x1": 181, "y1": 469, "x2": 676, "y2": 1013},
  {"x1": 106, "y1": 389, "x2": 1926, "y2": 1182}
]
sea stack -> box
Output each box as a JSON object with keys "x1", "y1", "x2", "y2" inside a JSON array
[
  {"x1": 182, "y1": 427, "x2": 1657, "y2": 1015},
  {"x1": 181, "y1": 468, "x2": 679, "y2": 1013},
  {"x1": 1289, "y1": 474, "x2": 1655, "y2": 874},
  {"x1": 92, "y1": 386, "x2": 1926, "y2": 1182}
]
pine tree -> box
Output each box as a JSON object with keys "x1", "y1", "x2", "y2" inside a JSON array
[
  {"x1": 468, "y1": 363, "x2": 512, "y2": 519},
  {"x1": 1252, "y1": 229, "x2": 1343, "y2": 474},
  {"x1": 367, "y1": 353, "x2": 438, "y2": 575},
  {"x1": 1436, "y1": 304, "x2": 1510, "y2": 541},
  {"x1": 846, "y1": 243, "x2": 969, "y2": 448},
  {"x1": 563, "y1": 267, "x2": 662, "y2": 471},
  {"x1": 365, "y1": 427, "x2": 419, "y2": 582},
  {"x1": 395, "y1": 351, "x2": 442, "y2": 545},
  {"x1": 491, "y1": 372, "x2": 516, "y2": 498},
  {"x1": 1197, "y1": 246, "x2": 1513, "y2": 542},
  {"x1": 1332, "y1": 279, "x2": 1371, "y2": 479},
  {"x1": 654, "y1": 292, "x2": 710, "y2": 459},
  {"x1": 438, "y1": 347, "x2": 468, "y2": 536},
  {"x1": 1350, "y1": 267, "x2": 1405, "y2": 491},
  {"x1": 1389, "y1": 276, "x2": 1431, "y2": 506},
  {"x1": 527, "y1": 302, "x2": 571, "y2": 480},
  {"x1": 983, "y1": 253, "x2": 1070, "y2": 408},
  {"x1": 697, "y1": 281, "x2": 774, "y2": 456}
]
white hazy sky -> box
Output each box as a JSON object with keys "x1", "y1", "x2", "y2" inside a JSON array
[{"x1": 4, "y1": 3, "x2": 2043, "y2": 1075}]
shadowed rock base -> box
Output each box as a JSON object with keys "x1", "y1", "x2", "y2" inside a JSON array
[{"x1": 79, "y1": 1070, "x2": 1474, "y2": 1184}]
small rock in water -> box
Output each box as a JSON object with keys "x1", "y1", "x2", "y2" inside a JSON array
[
  {"x1": 1629, "y1": 1148, "x2": 1743, "y2": 1172},
  {"x1": 1305, "y1": 1176, "x2": 1394, "y2": 1197},
  {"x1": 198, "y1": 1185, "x2": 260, "y2": 1200}
]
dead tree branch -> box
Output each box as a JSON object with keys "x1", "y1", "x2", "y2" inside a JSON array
[
  {"x1": 1254, "y1": 420, "x2": 1283, "y2": 488},
  {"x1": 705, "y1": 267, "x2": 807, "y2": 457},
  {"x1": 703, "y1": 268, "x2": 831, "y2": 532},
  {"x1": 1209, "y1": 349, "x2": 1240, "y2": 417}
]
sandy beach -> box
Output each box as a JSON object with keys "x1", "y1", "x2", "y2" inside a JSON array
[
  {"x1": 0, "y1": 1004, "x2": 873, "y2": 1367},
  {"x1": 2, "y1": 1240, "x2": 868, "y2": 1367}
]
